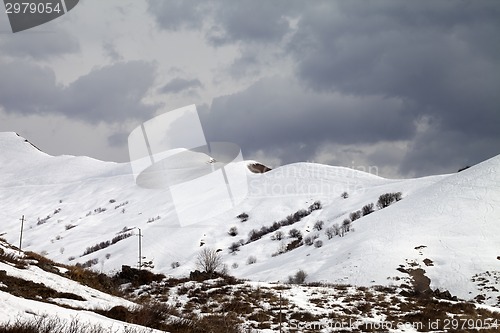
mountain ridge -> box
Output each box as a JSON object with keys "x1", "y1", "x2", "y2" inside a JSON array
[{"x1": 0, "y1": 132, "x2": 499, "y2": 307}]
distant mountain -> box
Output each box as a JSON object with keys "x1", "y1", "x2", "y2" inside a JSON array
[{"x1": 1, "y1": 132, "x2": 499, "y2": 306}]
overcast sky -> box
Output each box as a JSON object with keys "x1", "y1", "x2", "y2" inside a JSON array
[{"x1": 0, "y1": 0, "x2": 499, "y2": 178}]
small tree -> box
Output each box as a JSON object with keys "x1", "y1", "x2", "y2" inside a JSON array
[
  {"x1": 342, "y1": 219, "x2": 351, "y2": 235},
  {"x1": 349, "y1": 211, "x2": 361, "y2": 221},
  {"x1": 332, "y1": 223, "x2": 341, "y2": 236},
  {"x1": 288, "y1": 269, "x2": 307, "y2": 284},
  {"x1": 325, "y1": 227, "x2": 335, "y2": 240},
  {"x1": 288, "y1": 228, "x2": 302, "y2": 239},
  {"x1": 247, "y1": 256, "x2": 257, "y2": 265},
  {"x1": 362, "y1": 203, "x2": 374, "y2": 216},
  {"x1": 196, "y1": 247, "x2": 223, "y2": 275},
  {"x1": 228, "y1": 242, "x2": 241, "y2": 254},
  {"x1": 377, "y1": 192, "x2": 402, "y2": 209},
  {"x1": 248, "y1": 229, "x2": 261, "y2": 242},
  {"x1": 236, "y1": 212, "x2": 249, "y2": 222},
  {"x1": 271, "y1": 230, "x2": 284, "y2": 241},
  {"x1": 308, "y1": 201, "x2": 322, "y2": 212},
  {"x1": 228, "y1": 226, "x2": 238, "y2": 237},
  {"x1": 313, "y1": 220, "x2": 324, "y2": 231}
]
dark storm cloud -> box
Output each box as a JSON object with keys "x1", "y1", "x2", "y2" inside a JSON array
[
  {"x1": 147, "y1": 0, "x2": 207, "y2": 31},
  {"x1": 200, "y1": 76, "x2": 414, "y2": 163},
  {"x1": 0, "y1": 61, "x2": 59, "y2": 114},
  {"x1": 147, "y1": 0, "x2": 299, "y2": 45},
  {"x1": 288, "y1": 1, "x2": 500, "y2": 174},
  {"x1": 159, "y1": 77, "x2": 203, "y2": 94},
  {"x1": 148, "y1": 0, "x2": 500, "y2": 176},
  {"x1": 205, "y1": 0, "x2": 296, "y2": 45},
  {"x1": 107, "y1": 131, "x2": 129, "y2": 147},
  {"x1": 59, "y1": 61, "x2": 158, "y2": 123},
  {"x1": 0, "y1": 60, "x2": 157, "y2": 123},
  {"x1": 0, "y1": 30, "x2": 79, "y2": 59}
]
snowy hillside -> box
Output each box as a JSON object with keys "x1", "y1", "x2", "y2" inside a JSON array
[
  {"x1": 0, "y1": 132, "x2": 499, "y2": 306},
  {"x1": 0, "y1": 238, "x2": 165, "y2": 332}
]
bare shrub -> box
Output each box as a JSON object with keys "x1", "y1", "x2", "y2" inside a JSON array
[
  {"x1": 288, "y1": 269, "x2": 308, "y2": 284},
  {"x1": 342, "y1": 219, "x2": 351, "y2": 235},
  {"x1": 362, "y1": 203, "x2": 375, "y2": 216},
  {"x1": 247, "y1": 256, "x2": 257, "y2": 265},
  {"x1": 377, "y1": 192, "x2": 403, "y2": 209},
  {"x1": 228, "y1": 226, "x2": 238, "y2": 237},
  {"x1": 325, "y1": 227, "x2": 335, "y2": 240},
  {"x1": 228, "y1": 242, "x2": 241, "y2": 254},
  {"x1": 341, "y1": 191, "x2": 349, "y2": 199},
  {"x1": 196, "y1": 247, "x2": 224, "y2": 275},
  {"x1": 288, "y1": 228, "x2": 302, "y2": 239},
  {"x1": 349, "y1": 211, "x2": 361, "y2": 221},
  {"x1": 313, "y1": 220, "x2": 324, "y2": 231},
  {"x1": 271, "y1": 230, "x2": 284, "y2": 241},
  {"x1": 304, "y1": 234, "x2": 318, "y2": 246},
  {"x1": 308, "y1": 200, "x2": 322, "y2": 212},
  {"x1": 236, "y1": 212, "x2": 249, "y2": 222},
  {"x1": 314, "y1": 240, "x2": 323, "y2": 248}
]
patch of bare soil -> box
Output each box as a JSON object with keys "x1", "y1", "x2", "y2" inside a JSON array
[{"x1": 247, "y1": 163, "x2": 272, "y2": 173}]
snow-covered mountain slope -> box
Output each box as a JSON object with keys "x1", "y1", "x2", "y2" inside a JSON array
[
  {"x1": 0, "y1": 238, "x2": 161, "y2": 332},
  {"x1": 0, "y1": 132, "x2": 499, "y2": 306}
]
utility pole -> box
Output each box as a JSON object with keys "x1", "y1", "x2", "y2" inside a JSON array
[
  {"x1": 279, "y1": 291, "x2": 282, "y2": 333},
  {"x1": 136, "y1": 227, "x2": 142, "y2": 269},
  {"x1": 19, "y1": 215, "x2": 24, "y2": 254}
]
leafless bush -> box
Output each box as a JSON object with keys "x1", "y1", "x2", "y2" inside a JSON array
[
  {"x1": 236, "y1": 212, "x2": 249, "y2": 222},
  {"x1": 377, "y1": 192, "x2": 403, "y2": 209},
  {"x1": 349, "y1": 210, "x2": 361, "y2": 221},
  {"x1": 288, "y1": 269, "x2": 308, "y2": 284},
  {"x1": 271, "y1": 230, "x2": 284, "y2": 241},
  {"x1": 288, "y1": 228, "x2": 302, "y2": 239},
  {"x1": 313, "y1": 220, "x2": 324, "y2": 231},
  {"x1": 362, "y1": 203, "x2": 375, "y2": 216},
  {"x1": 196, "y1": 247, "x2": 224, "y2": 274},
  {"x1": 247, "y1": 256, "x2": 257, "y2": 265},
  {"x1": 228, "y1": 226, "x2": 238, "y2": 237}
]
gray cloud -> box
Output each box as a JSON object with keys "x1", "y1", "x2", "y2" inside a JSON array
[
  {"x1": 147, "y1": 0, "x2": 299, "y2": 45},
  {"x1": 2, "y1": 0, "x2": 499, "y2": 177},
  {"x1": 0, "y1": 30, "x2": 80, "y2": 59},
  {"x1": 206, "y1": 0, "x2": 296, "y2": 45},
  {"x1": 147, "y1": 0, "x2": 208, "y2": 31},
  {"x1": 103, "y1": 41, "x2": 123, "y2": 61},
  {"x1": 200, "y1": 76, "x2": 415, "y2": 165},
  {"x1": 286, "y1": 1, "x2": 500, "y2": 175},
  {"x1": 195, "y1": 1, "x2": 500, "y2": 176},
  {"x1": 59, "y1": 61, "x2": 158, "y2": 123},
  {"x1": 0, "y1": 61, "x2": 60, "y2": 114},
  {"x1": 107, "y1": 131, "x2": 129, "y2": 148},
  {"x1": 0, "y1": 60, "x2": 158, "y2": 123},
  {"x1": 159, "y1": 77, "x2": 203, "y2": 94}
]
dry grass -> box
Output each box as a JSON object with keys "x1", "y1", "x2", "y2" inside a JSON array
[{"x1": 0, "y1": 316, "x2": 153, "y2": 333}]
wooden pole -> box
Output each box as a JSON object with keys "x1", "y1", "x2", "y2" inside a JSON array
[
  {"x1": 138, "y1": 227, "x2": 142, "y2": 269},
  {"x1": 19, "y1": 215, "x2": 24, "y2": 254},
  {"x1": 279, "y1": 291, "x2": 282, "y2": 333}
]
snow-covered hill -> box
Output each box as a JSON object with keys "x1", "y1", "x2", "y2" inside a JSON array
[
  {"x1": 1, "y1": 132, "x2": 499, "y2": 306},
  {"x1": 0, "y1": 238, "x2": 163, "y2": 332}
]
